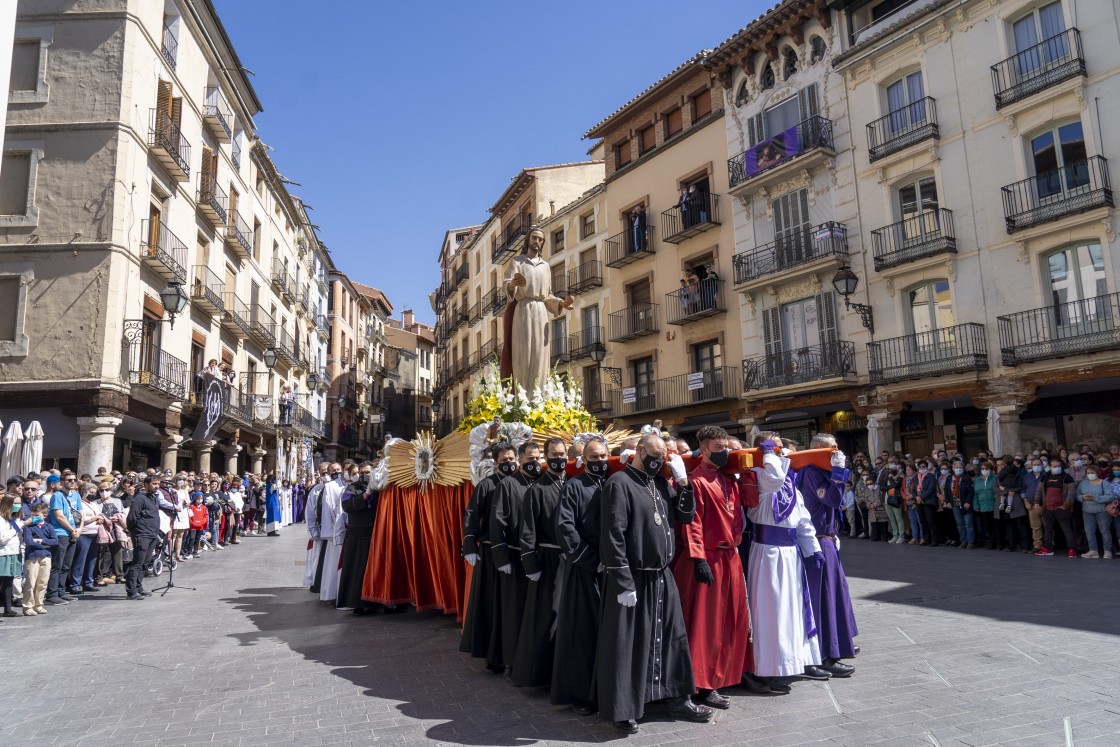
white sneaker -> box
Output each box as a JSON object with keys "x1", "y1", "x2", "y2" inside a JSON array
[
  {"x1": 1082, "y1": 550, "x2": 1100, "y2": 559},
  {"x1": 1105, "y1": 552, "x2": 1113, "y2": 559}
]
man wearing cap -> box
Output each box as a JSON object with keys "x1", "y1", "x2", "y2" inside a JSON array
[{"x1": 45, "y1": 473, "x2": 82, "y2": 605}]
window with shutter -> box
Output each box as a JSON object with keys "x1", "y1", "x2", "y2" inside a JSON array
[
  {"x1": 773, "y1": 189, "x2": 811, "y2": 268},
  {"x1": 691, "y1": 89, "x2": 713, "y2": 120},
  {"x1": 816, "y1": 292, "x2": 837, "y2": 345},
  {"x1": 763, "y1": 307, "x2": 783, "y2": 357},
  {"x1": 664, "y1": 107, "x2": 683, "y2": 138},
  {"x1": 201, "y1": 146, "x2": 214, "y2": 191},
  {"x1": 157, "y1": 80, "x2": 172, "y2": 117},
  {"x1": 798, "y1": 83, "x2": 819, "y2": 122},
  {"x1": 747, "y1": 113, "x2": 764, "y2": 147}
]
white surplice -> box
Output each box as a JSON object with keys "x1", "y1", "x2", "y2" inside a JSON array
[
  {"x1": 317, "y1": 477, "x2": 346, "y2": 602},
  {"x1": 747, "y1": 452, "x2": 822, "y2": 677},
  {"x1": 302, "y1": 481, "x2": 326, "y2": 587}
]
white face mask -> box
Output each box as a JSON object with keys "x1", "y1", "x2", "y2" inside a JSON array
[{"x1": 100, "y1": 490, "x2": 111, "y2": 499}]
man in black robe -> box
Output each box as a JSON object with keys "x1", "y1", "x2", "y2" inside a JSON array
[
  {"x1": 596, "y1": 433, "x2": 713, "y2": 734},
  {"x1": 336, "y1": 461, "x2": 385, "y2": 615},
  {"x1": 511, "y1": 436, "x2": 567, "y2": 687},
  {"x1": 459, "y1": 443, "x2": 517, "y2": 671},
  {"x1": 551, "y1": 435, "x2": 609, "y2": 715},
  {"x1": 489, "y1": 441, "x2": 541, "y2": 674}
]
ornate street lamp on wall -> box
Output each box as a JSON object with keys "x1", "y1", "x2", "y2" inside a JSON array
[
  {"x1": 263, "y1": 347, "x2": 279, "y2": 370},
  {"x1": 159, "y1": 282, "x2": 189, "y2": 329},
  {"x1": 830, "y1": 265, "x2": 875, "y2": 335}
]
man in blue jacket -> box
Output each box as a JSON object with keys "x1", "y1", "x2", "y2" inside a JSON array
[{"x1": 1021, "y1": 457, "x2": 1046, "y2": 552}]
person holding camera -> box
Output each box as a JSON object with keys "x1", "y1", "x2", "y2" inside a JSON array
[
  {"x1": 124, "y1": 474, "x2": 176, "y2": 600},
  {"x1": 336, "y1": 461, "x2": 387, "y2": 614}
]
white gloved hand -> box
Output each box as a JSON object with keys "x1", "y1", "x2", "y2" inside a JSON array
[
  {"x1": 463, "y1": 553, "x2": 479, "y2": 567},
  {"x1": 597, "y1": 563, "x2": 605, "y2": 573},
  {"x1": 831, "y1": 450, "x2": 847, "y2": 469},
  {"x1": 835, "y1": 536, "x2": 841, "y2": 552},
  {"x1": 667, "y1": 453, "x2": 688, "y2": 484},
  {"x1": 497, "y1": 564, "x2": 512, "y2": 575},
  {"x1": 619, "y1": 449, "x2": 635, "y2": 465},
  {"x1": 781, "y1": 447, "x2": 793, "y2": 457},
  {"x1": 575, "y1": 456, "x2": 583, "y2": 469},
  {"x1": 526, "y1": 571, "x2": 542, "y2": 582},
  {"x1": 617, "y1": 590, "x2": 638, "y2": 607}
]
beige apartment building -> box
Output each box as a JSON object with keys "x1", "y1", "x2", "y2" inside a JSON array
[
  {"x1": 385, "y1": 309, "x2": 436, "y2": 434},
  {"x1": 0, "y1": 0, "x2": 332, "y2": 474},
  {"x1": 326, "y1": 272, "x2": 378, "y2": 462},
  {"x1": 706, "y1": 0, "x2": 1119, "y2": 455},
  {"x1": 354, "y1": 282, "x2": 392, "y2": 448},
  {"x1": 582, "y1": 52, "x2": 745, "y2": 438}
]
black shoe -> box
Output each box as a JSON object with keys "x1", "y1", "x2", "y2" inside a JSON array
[
  {"x1": 139, "y1": 590, "x2": 152, "y2": 597},
  {"x1": 484, "y1": 663, "x2": 505, "y2": 675},
  {"x1": 697, "y1": 689, "x2": 730, "y2": 710},
  {"x1": 2, "y1": 611, "x2": 17, "y2": 618},
  {"x1": 758, "y1": 676, "x2": 792, "y2": 694},
  {"x1": 821, "y1": 659, "x2": 855, "y2": 678},
  {"x1": 127, "y1": 594, "x2": 145, "y2": 600},
  {"x1": 740, "y1": 673, "x2": 772, "y2": 694},
  {"x1": 612, "y1": 720, "x2": 639, "y2": 734},
  {"x1": 802, "y1": 665, "x2": 832, "y2": 680},
  {"x1": 572, "y1": 703, "x2": 596, "y2": 717},
  {"x1": 666, "y1": 695, "x2": 713, "y2": 723},
  {"x1": 82, "y1": 585, "x2": 100, "y2": 592},
  {"x1": 46, "y1": 597, "x2": 68, "y2": 605},
  {"x1": 58, "y1": 594, "x2": 77, "y2": 601},
  {"x1": 66, "y1": 587, "x2": 83, "y2": 595}
]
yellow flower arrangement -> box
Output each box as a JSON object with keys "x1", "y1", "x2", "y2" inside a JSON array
[{"x1": 459, "y1": 363, "x2": 595, "y2": 433}]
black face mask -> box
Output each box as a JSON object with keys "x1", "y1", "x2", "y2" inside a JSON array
[
  {"x1": 497, "y1": 462, "x2": 518, "y2": 477},
  {"x1": 331, "y1": 472, "x2": 341, "y2": 480},
  {"x1": 547, "y1": 457, "x2": 566, "y2": 474},
  {"x1": 522, "y1": 462, "x2": 543, "y2": 478},
  {"x1": 708, "y1": 449, "x2": 730, "y2": 468},
  {"x1": 641, "y1": 454, "x2": 663, "y2": 476},
  {"x1": 586, "y1": 460, "x2": 609, "y2": 478}
]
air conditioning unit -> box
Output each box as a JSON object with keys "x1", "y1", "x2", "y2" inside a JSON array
[{"x1": 856, "y1": 394, "x2": 869, "y2": 407}]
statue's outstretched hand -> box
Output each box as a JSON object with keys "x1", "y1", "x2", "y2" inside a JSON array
[{"x1": 562, "y1": 295, "x2": 575, "y2": 309}]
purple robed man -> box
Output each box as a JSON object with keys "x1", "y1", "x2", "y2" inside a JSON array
[{"x1": 796, "y1": 434, "x2": 859, "y2": 675}]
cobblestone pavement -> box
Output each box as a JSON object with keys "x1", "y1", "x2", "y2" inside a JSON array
[{"x1": 3, "y1": 529, "x2": 1119, "y2": 747}]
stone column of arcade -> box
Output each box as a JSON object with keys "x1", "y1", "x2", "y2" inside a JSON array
[{"x1": 77, "y1": 416, "x2": 122, "y2": 476}]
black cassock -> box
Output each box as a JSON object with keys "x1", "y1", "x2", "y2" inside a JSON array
[
  {"x1": 550, "y1": 471, "x2": 604, "y2": 707},
  {"x1": 511, "y1": 471, "x2": 564, "y2": 687},
  {"x1": 490, "y1": 472, "x2": 535, "y2": 667},
  {"x1": 459, "y1": 473, "x2": 504, "y2": 665},
  {"x1": 595, "y1": 465, "x2": 696, "y2": 723},
  {"x1": 336, "y1": 485, "x2": 379, "y2": 611}
]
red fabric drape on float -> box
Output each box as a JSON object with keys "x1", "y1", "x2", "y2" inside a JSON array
[{"x1": 362, "y1": 482, "x2": 473, "y2": 620}]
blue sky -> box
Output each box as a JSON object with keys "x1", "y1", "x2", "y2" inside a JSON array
[{"x1": 213, "y1": 0, "x2": 769, "y2": 324}]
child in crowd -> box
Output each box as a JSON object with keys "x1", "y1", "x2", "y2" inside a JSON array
[{"x1": 21, "y1": 502, "x2": 56, "y2": 615}]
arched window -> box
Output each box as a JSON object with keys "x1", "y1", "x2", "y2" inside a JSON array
[
  {"x1": 735, "y1": 80, "x2": 750, "y2": 107},
  {"x1": 810, "y1": 35, "x2": 827, "y2": 63},
  {"x1": 783, "y1": 47, "x2": 798, "y2": 79},
  {"x1": 760, "y1": 63, "x2": 775, "y2": 91}
]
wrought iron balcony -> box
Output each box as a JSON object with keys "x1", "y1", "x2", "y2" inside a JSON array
[
  {"x1": 582, "y1": 382, "x2": 613, "y2": 415},
  {"x1": 493, "y1": 214, "x2": 532, "y2": 264},
  {"x1": 160, "y1": 23, "x2": 177, "y2": 70},
  {"x1": 997, "y1": 291, "x2": 1120, "y2": 366},
  {"x1": 479, "y1": 339, "x2": 503, "y2": 365},
  {"x1": 550, "y1": 335, "x2": 570, "y2": 365},
  {"x1": 991, "y1": 28, "x2": 1085, "y2": 109},
  {"x1": 249, "y1": 306, "x2": 276, "y2": 347},
  {"x1": 314, "y1": 313, "x2": 329, "y2": 340},
  {"x1": 468, "y1": 301, "x2": 481, "y2": 324},
  {"x1": 868, "y1": 323, "x2": 989, "y2": 384},
  {"x1": 270, "y1": 258, "x2": 290, "y2": 294},
  {"x1": 191, "y1": 265, "x2": 225, "y2": 316},
  {"x1": 867, "y1": 97, "x2": 938, "y2": 162},
  {"x1": 148, "y1": 109, "x2": 190, "y2": 181},
  {"x1": 1002, "y1": 156, "x2": 1112, "y2": 233},
  {"x1": 605, "y1": 225, "x2": 655, "y2": 268},
  {"x1": 666, "y1": 279, "x2": 725, "y2": 325},
  {"x1": 203, "y1": 87, "x2": 232, "y2": 142},
  {"x1": 733, "y1": 221, "x2": 848, "y2": 285},
  {"x1": 871, "y1": 209, "x2": 956, "y2": 271},
  {"x1": 450, "y1": 304, "x2": 468, "y2": 332},
  {"x1": 140, "y1": 219, "x2": 187, "y2": 284},
  {"x1": 568, "y1": 260, "x2": 603, "y2": 295},
  {"x1": 490, "y1": 287, "x2": 507, "y2": 315},
  {"x1": 662, "y1": 193, "x2": 720, "y2": 244},
  {"x1": 271, "y1": 325, "x2": 296, "y2": 366},
  {"x1": 226, "y1": 211, "x2": 253, "y2": 259},
  {"x1": 728, "y1": 116, "x2": 833, "y2": 190},
  {"x1": 569, "y1": 326, "x2": 604, "y2": 362},
  {"x1": 221, "y1": 293, "x2": 251, "y2": 338},
  {"x1": 608, "y1": 303, "x2": 659, "y2": 342},
  {"x1": 610, "y1": 366, "x2": 741, "y2": 416},
  {"x1": 196, "y1": 173, "x2": 228, "y2": 227},
  {"x1": 467, "y1": 349, "x2": 482, "y2": 374},
  {"x1": 453, "y1": 263, "x2": 469, "y2": 288},
  {"x1": 338, "y1": 428, "x2": 359, "y2": 448},
  {"x1": 123, "y1": 320, "x2": 187, "y2": 400},
  {"x1": 743, "y1": 341, "x2": 857, "y2": 392}
]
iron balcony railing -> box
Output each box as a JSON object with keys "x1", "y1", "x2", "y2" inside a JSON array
[
  {"x1": 338, "y1": 428, "x2": 359, "y2": 448},
  {"x1": 314, "y1": 313, "x2": 329, "y2": 336},
  {"x1": 743, "y1": 341, "x2": 857, "y2": 391},
  {"x1": 468, "y1": 301, "x2": 481, "y2": 324},
  {"x1": 481, "y1": 288, "x2": 497, "y2": 317},
  {"x1": 868, "y1": 323, "x2": 989, "y2": 384},
  {"x1": 148, "y1": 109, "x2": 190, "y2": 179},
  {"x1": 271, "y1": 325, "x2": 296, "y2": 365},
  {"x1": 191, "y1": 265, "x2": 225, "y2": 314},
  {"x1": 608, "y1": 303, "x2": 659, "y2": 342},
  {"x1": 568, "y1": 260, "x2": 603, "y2": 295},
  {"x1": 228, "y1": 211, "x2": 253, "y2": 257},
  {"x1": 203, "y1": 87, "x2": 232, "y2": 140},
  {"x1": 1002, "y1": 156, "x2": 1112, "y2": 233},
  {"x1": 867, "y1": 97, "x2": 938, "y2": 162},
  {"x1": 123, "y1": 321, "x2": 188, "y2": 400},
  {"x1": 490, "y1": 287, "x2": 507, "y2": 315},
  {"x1": 270, "y1": 258, "x2": 290, "y2": 293},
  {"x1": 582, "y1": 382, "x2": 613, "y2": 414},
  {"x1": 728, "y1": 116, "x2": 834, "y2": 188},
  {"x1": 992, "y1": 28, "x2": 1085, "y2": 109},
  {"x1": 232, "y1": 137, "x2": 242, "y2": 171},
  {"x1": 997, "y1": 291, "x2": 1120, "y2": 366},
  {"x1": 666, "y1": 278, "x2": 726, "y2": 325},
  {"x1": 493, "y1": 214, "x2": 532, "y2": 264},
  {"x1": 569, "y1": 326, "x2": 604, "y2": 361},
  {"x1": 550, "y1": 335, "x2": 570, "y2": 365},
  {"x1": 605, "y1": 225, "x2": 655, "y2": 268},
  {"x1": 140, "y1": 219, "x2": 187, "y2": 284},
  {"x1": 733, "y1": 221, "x2": 848, "y2": 285},
  {"x1": 662, "y1": 193, "x2": 720, "y2": 244},
  {"x1": 196, "y1": 173, "x2": 228, "y2": 227},
  {"x1": 453, "y1": 263, "x2": 469, "y2": 288},
  {"x1": 610, "y1": 366, "x2": 741, "y2": 416},
  {"x1": 160, "y1": 23, "x2": 177, "y2": 70},
  {"x1": 221, "y1": 293, "x2": 251, "y2": 337},
  {"x1": 250, "y1": 306, "x2": 276, "y2": 346},
  {"x1": 871, "y1": 209, "x2": 956, "y2": 271},
  {"x1": 479, "y1": 339, "x2": 503, "y2": 365}
]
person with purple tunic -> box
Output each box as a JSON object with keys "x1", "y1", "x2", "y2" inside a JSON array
[{"x1": 797, "y1": 433, "x2": 858, "y2": 676}]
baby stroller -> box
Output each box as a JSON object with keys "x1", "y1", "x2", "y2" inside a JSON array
[{"x1": 144, "y1": 531, "x2": 178, "y2": 577}]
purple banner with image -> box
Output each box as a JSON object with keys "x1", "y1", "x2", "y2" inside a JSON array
[{"x1": 742, "y1": 125, "x2": 801, "y2": 178}]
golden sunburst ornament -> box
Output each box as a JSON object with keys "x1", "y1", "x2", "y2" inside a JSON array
[
  {"x1": 386, "y1": 430, "x2": 473, "y2": 491},
  {"x1": 532, "y1": 423, "x2": 638, "y2": 453}
]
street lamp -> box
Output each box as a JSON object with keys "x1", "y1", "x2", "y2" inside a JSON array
[
  {"x1": 590, "y1": 341, "x2": 622, "y2": 386},
  {"x1": 159, "y1": 282, "x2": 189, "y2": 329},
  {"x1": 263, "y1": 347, "x2": 279, "y2": 370},
  {"x1": 830, "y1": 265, "x2": 875, "y2": 335},
  {"x1": 306, "y1": 371, "x2": 320, "y2": 389}
]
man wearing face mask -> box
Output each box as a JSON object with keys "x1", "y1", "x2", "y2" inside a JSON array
[
  {"x1": 1021, "y1": 458, "x2": 1046, "y2": 552},
  {"x1": 313, "y1": 463, "x2": 347, "y2": 602},
  {"x1": 511, "y1": 437, "x2": 568, "y2": 688},
  {"x1": 304, "y1": 463, "x2": 331, "y2": 592},
  {"x1": 489, "y1": 442, "x2": 542, "y2": 674},
  {"x1": 670, "y1": 425, "x2": 758, "y2": 708},
  {"x1": 460, "y1": 444, "x2": 517, "y2": 671},
  {"x1": 552, "y1": 436, "x2": 609, "y2": 716},
  {"x1": 916, "y1": 460, "x2": 941, "y2": 546},
  {"x1": 597, "y1": 433, "x2": 710, "y2": 734}
]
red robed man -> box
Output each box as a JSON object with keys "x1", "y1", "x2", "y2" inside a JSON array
[{"x1": 670, "y1": 425, "x2": 757, "y2": 709}]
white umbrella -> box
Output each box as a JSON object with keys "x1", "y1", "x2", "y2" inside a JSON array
[
  {"x1": 986, "y1": 407, "x2": 1002, "y2": 457},
  {"x1": 1, "y1": 420, "x2": 24, "y2": 481},
  {"x1": 20, "y1": 421, "x2": 43, "y2": 476},
  {"x1": 866, "y1": 416, "x2": 881, "y2": 461}
]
